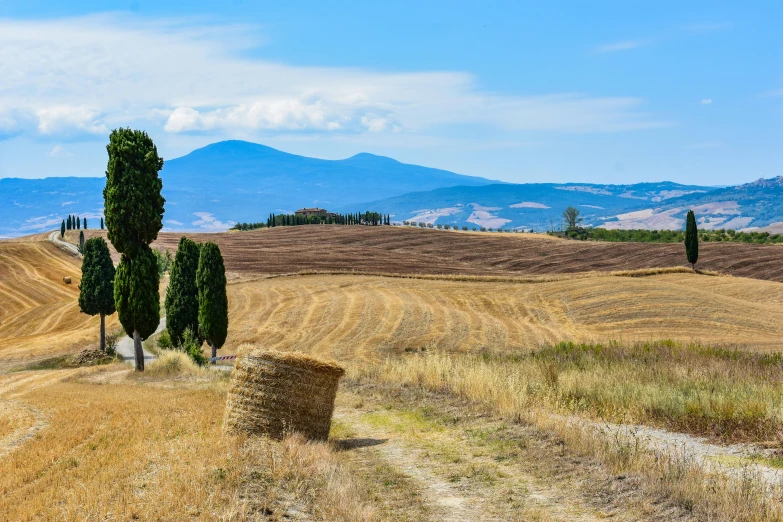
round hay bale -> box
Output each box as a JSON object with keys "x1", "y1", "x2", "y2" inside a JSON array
[
  {"x1": 63, "y1": 277, "x2": 72, "y2": 284},
  {"x1": 223, "y1": 350, "x2": 345, "y2": 441}
]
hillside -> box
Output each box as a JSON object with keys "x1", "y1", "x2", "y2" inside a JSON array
[
  {"x1": 0, "y1": 140, "x2": 494, "y2": 238},
  {"x1": 343, "y1": 181, "x2": 715, "y2": 231},
  {"x1": 223, "y1": 272, "x2": 783, "y2": 360},
  {"x1": 69, "y1": 225, "x2": 783, "y2": 283},
  {"x1": 0, "y1": 241, "x2": 117, "y2": 369},
  {"x1": 353, "y1": 177, "x2": 783, "y2": 232}
]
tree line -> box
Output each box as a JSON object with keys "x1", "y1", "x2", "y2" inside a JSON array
[
  {"x1": 78, "y1": 128, "x2": 228, "y2": 371},
  {"x1": 230, "y1": 211, "x2": 391, "y2": 230}
]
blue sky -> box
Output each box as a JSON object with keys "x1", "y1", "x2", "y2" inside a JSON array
[{"x1": 0, "y1": 0, "x2": 780, "y2": 185}]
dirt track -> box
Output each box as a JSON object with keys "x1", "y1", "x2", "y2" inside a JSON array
[{"x1": 77, "y1": 226, "x2": 783, "y2": 282}]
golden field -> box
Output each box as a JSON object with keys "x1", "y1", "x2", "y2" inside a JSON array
[
  {"x1": 0, "y1": 241, "x2": 118, "y2": 369},
  {"x1": 2, "y1": 231, "x2": 783, "y2": 520},
  {"x1": 223, "y1": 271, "x2": 783, "y2": 361}
]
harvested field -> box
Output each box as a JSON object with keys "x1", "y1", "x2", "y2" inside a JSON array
[
  {"x1": 0, "y1": 241, "x2": 118, "y2": 369},
  {"x1": 67, "y1": 226, "x2": 783, "y2": 282},
  {"x1": 223, "y1": 272, "x2": 783, "y2": 361}
]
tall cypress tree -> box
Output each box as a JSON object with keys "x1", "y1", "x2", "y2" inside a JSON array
[
  {"x1": 104, "y1": 128, "x2": 165, "y2": 371},
  {"x1": 78, "y1": 237, "x2": 116, "y2": 351},
  {"x1": 100, "y1": 217, "x2": 104, "y2": 230},
  {"x1": 60, "y1": 220, "x2": 66, "y2": 238},
  {"x1": 197, "y1": 242, "x2": 228, "y2": 363},
  {"x1": 79, "y1": 230, "x2": 85, "y2": 253},
  {"x1": 76, "y1": 216, "x2": 80, "y2": 230},
  {"x1": 83, "y1": 217, "x2": 87, "y2": 229},
  {"x1": 165, "y1": 237, "x2": 202, "y2": 347},
  {"x1": 685, "y1": 210, "x2": 699, "y2": 270},
  {"x1": 67, "y1": 215, "x2": 71, "y2": 230}
]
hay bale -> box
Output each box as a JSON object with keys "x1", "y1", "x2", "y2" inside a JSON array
[
  {"x1": 63, "y1": 277, "x2": 71, "y2": 284},
  {"x1": 223, "y1": 350, "x2": 345, "y2": 441}
]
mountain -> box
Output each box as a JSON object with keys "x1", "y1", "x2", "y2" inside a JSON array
[
  {"x1": 1, "y1": 139, "x2": 779, "y2": 238},
  {"x1": 343, "y1": 181, "x2": 721, "y2": 231},
  {"x1": 0, "y1": 140, "x2": 495, "y2": 237},
  {"x1": 603, "y1": 176, "x2": 783, "y2": 232}
]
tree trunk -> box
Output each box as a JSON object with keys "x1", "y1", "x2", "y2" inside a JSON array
[
  {"x1": 211, "y1": 341, "x2": 217, "y2": 365},
  {"x1": 99, "y1": 313, "x2": 106, "y2": 352},
  {"x1": 134, "y1": 329, "x2": 144, "y2": 372}
]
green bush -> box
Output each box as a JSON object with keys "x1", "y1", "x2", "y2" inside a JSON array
[
  {"x1": 157, "y1": 330, "x2": 173, "y2": 350},
  {"x1": 181, "y1": 327, "x2": 206, "y2": 366}
]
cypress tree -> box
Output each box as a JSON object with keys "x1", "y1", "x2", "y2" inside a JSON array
[
  {"x1": 197, "y1": 242, "x2": 228, "y2": 363},
  {"x1": 76, "y1": 216, "x2": 80, "y2": 229},
  {"x1": 78, "y1": 237, "x2": 116, "y2": 351},
  {"x1": 60, "y1": 220, "x2": 65, "y2": 238},
  {"x1": 104, "y1": 128, "x2": 165, "y2": 371},
  {"x1": 83, "y1": 217, "x2": 87, "y2": 229},
  {"x1": 685, "y1": 210, "x2": 699, "y2": 270},
  {"x1": 67, "y1": 215, "x2": 71, "y2": 230},
  {"x1": 79, "y1": 230, "x2": 85, "y2": 252},
  {"x1": 165, "y1": 237, "x2": 202, "y2": 347},
  {"x1": 100, "y1": 217, "x2": 104, "y2": 230}
]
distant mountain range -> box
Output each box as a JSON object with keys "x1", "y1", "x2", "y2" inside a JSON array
[{"x1": 1, "y1": 140, "x2": 781, "y2": 238}]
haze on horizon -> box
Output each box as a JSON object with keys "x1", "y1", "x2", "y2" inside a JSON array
[{"x1": 0, "y1": 0, "x2": 780, "y2": 186}]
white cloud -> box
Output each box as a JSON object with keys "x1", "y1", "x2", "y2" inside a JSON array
[
  {"x1": 0, "y1": 14, "x2": 669, "y2": 140},
  {"x1": 594, "y1": 40, "x2": 643, "y2": 53},
  {"x1": 700, "y1": 99, "x2": 713, "y2": 105},
  {"x1": 191, "y1": 211, "x2": 231, "y2": 231},
  {"x1": 48, "y1": 145, "x2": 74, "y2": 157}
]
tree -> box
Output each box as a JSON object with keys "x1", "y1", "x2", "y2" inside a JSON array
[
  {"x1": 60, "y1": 220, "x2": 65, "y2": 238},
  {"x1": 78, "y1": 237, "x2": 116, "y2": 351},
  {"x1": 197, "y1": 242, "x2": 228, "y2": 364},
  {"x1": 104, "y1": 128, "x2": 165, "y2": 371},
  {"x1": 165, "y1": 237, "x2": 202, "y2": 347},
  {"x1": 83, "y1": 217, "x2": 87, "y2": 229},
  {"x1": 563, "y1": 207, "x2": 582, "y2": 230},
  {"x1": 100, "y1": 217, "x2": 104, "y2": 230},
  {"x1": 76, "y1": 216, "x2": 80, "y2": 230},
  {"x1": 78, "y1": 231, "x2": 85, "y2": 253},
  {"x1": 685, "y1": 210, "x2": 699, "y2": 270},
  {"x1": 67, "y1": 215, "x2": 72, "y2": 230}
]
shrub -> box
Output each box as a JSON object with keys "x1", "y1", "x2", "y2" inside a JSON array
[
  {"x1": 436, "y1": 224, "x2": 442, "y2": 229},
  {"x1": 157, "y1": 330, "x2": 173, "y2": 350},
  {"x1": 462, "y1": 226, "x2": 468, "y2": 231},
  {"x1": 181, "y1": 327, "x2": 207, "y2": 366},
  {"x1": 105, "y1": 331, "x2": 121, "y2": 357}
]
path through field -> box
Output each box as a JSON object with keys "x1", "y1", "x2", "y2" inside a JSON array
[
  {"x1": 115, "y1": 317, "x2": 165, "y2": 362},
  {"x1": 331, "y1": 381, "x2": 690, "y2": 521}
]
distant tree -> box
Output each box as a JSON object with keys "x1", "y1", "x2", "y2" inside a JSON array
[
  {"x1": 83, "y1": 217, "x2": 87, "y2": 229},
  {"x1": 78, "y1": 231, "x2": 85, "y2": 253},
  {"x1": 166, "y1": 237, "x2": 202, "y2": 347},
  {"x1": 685, "y1": 210, "x2": 699, "y2": 269},
  {"x1": 76, "y1": 216, "x2": 80, "y2": 230},
  {"x1": 197, "y1": 242, "x2": 228, "y2": 364},
  {"x1": 78, "y1": 237, "x2": 116, "y2": 351},
  {"x1": 60, "y1": 220, "x2": 65, "y2": 238},
  {"x1": 563, "y1": 207, "x2": 582, "y2": 230},
  {"x1": 67, "y1": 215, "x2": 72, "y2": 230},
  {"x1": 105, "y1": 128, "x2": 165, "y2": 372},
  {"x1": 100, "y1": 217, "x2": 104, "y2": 230}
]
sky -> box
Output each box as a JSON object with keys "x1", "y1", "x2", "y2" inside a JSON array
[{"x1": 0, "y1": 1, "x2": 780, "y2": 186}]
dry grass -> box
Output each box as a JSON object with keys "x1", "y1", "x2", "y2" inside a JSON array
[
  {"x1": 223, "y1": 273, "x2": 783, "y2": 362},
  {"x1": 354, "y1": 345, "x2": 783, "y2": 521},
  {"x1": 361, "y1": 341, "x2": 783, "y2": 443},
  {"x1": 0, "y1": 241, "x2": 119, "y2": 370},
  {"x1": 0, "y1": 366, "x2": 374, "y2": 521}
]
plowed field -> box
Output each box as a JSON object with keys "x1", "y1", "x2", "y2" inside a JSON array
[{"x1": 71, "y1": 226, "x2": 783, "y2": 282}]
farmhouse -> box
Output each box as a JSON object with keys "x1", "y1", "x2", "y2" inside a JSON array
[{"x1": 295, "y1": 207, "x2": 330, "y2": 218}]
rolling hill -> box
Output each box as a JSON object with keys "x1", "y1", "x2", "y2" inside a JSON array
[
  {"x1": 0, "y1": 140, "x2": 494, "y2": 238},
  {"x1": 2, "y1": 139, "x2": 780, "y2": 237}
]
